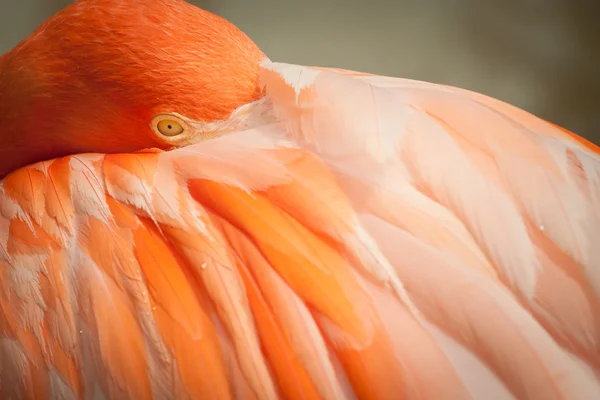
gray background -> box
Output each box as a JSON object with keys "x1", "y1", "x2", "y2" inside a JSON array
[{"x1": 1, "y1": 0, "x2": 598, "y2": 144}]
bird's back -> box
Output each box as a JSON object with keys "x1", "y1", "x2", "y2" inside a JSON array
[{"x1": 1, "y1": 60, "x2": 599, "y2": 399}]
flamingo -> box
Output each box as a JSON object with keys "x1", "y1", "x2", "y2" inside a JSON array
[{"x1": 0, "y1": 0, "x2": 599, "y2": 399}]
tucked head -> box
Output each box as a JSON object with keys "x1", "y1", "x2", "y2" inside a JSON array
[{"x1": 0, "y1": 0, "x2": 265, "y2": 178}]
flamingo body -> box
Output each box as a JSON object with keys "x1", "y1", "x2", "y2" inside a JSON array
[{"x1": 0, "y1": 1, "x2": 599, "y2": 399}]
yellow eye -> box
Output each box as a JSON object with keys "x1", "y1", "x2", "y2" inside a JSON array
[
  {"x1": 150, "y1": 114, "x2": 191, "y2": 144},
  {"x1": 156, "y1": 119, "x2": 184, "y2": 136}
]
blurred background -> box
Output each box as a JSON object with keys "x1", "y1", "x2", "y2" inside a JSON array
[{"x1": 1, "y1": 0, "x2": 598, "y2": 143}]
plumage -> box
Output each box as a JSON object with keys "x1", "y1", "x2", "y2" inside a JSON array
[{"x1": 1, "y1": 1, "x2": 599, "y2": 399}]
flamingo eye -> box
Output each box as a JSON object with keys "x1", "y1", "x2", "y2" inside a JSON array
[
  {"x1": 156, "y1": 119, "x2": 184, "y2": 136},
  {"x1": 150, "y1": 114, "x2": 192, "y2": 145}
]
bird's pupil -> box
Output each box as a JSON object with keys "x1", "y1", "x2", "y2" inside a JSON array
[{"x1": 168, "y1": 125, "x2": 172, "y2": 129}]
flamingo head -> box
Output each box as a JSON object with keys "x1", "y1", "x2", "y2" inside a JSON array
[{"x1": 0, "y1": 0, "x2": 266, "y2": 178}]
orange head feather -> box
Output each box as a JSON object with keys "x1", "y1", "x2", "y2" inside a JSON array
[{"x1": 0, "y1": 0, "x2": 265, "y2": 178}]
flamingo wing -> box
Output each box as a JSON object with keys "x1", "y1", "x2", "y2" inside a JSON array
[{"x1": 1, "y1": 61, "x2": 599, "y2": 400}]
